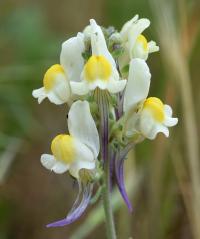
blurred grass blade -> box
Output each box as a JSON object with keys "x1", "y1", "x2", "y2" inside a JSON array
[
  {"x1": 149, "y1": 0, "x2": 200, "y2": 238},
  {"x1": 0, "y1": 138, "x2": 22, "y2": 183}
]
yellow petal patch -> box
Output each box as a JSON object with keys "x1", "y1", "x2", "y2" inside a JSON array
[
  {"x1": 84, "y1": 55, "x2": 112, "y2": 82},
  {"x1": 136, "y1": 34, "x2": 148, "y2": 52},
  {"x1": 43, "y1": 64, "x2": 65, "y2": 91},
  {"x1": 51, "y1": 134, "x2": 75, "y2": 164},
  {"x1": 143, "y1": 97, "x2": 165, "y2": 122}
]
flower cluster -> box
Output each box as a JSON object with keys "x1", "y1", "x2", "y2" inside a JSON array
[{"x1": 33, "y1": 15, "x2": 178, "y2": 227}]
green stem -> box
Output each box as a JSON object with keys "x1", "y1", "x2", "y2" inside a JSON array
[
  {"x1": 102, "y1": 152, "x2": 117, "y2": 239},
  {"x1": 97, "y1": 89, "x2": 117, "y2": 239}
]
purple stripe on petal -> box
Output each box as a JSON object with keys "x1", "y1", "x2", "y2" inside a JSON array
[
  {"x1": 47, "y1": 183, "x2": 93, "y2": 227},
  {"x1": 98, "y1": 90, "x2": 109, "y2": 164},
  {"x1": 115, "y1": 145, "x2": 134, "y2": 212}
]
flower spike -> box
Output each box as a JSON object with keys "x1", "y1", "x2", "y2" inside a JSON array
[{"x1": 33, "y1": 16, "x2": 178, "y2": 233}]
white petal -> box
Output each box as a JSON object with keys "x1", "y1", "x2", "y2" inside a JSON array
[
  {"x1": 83, "y1": 24, "x2": 92, "y2": 38},
  {"x1": 127, "y1": 18, "x2": 150, "y2": 57},
  {"x1": 124, "y1": 58, "x2": 151, "y2": 113},
  {"x1": 107, "y1": 79, "x2": 127, "y2": 93},
  {"x1": 70, "y1": 81, "x2": 89, "y2": 95},
  {"x1": 118, "y1": 48, "x2": 130, "y2": 70},
  {"x1": 90, "y1": 19, "x2": 116, "y2": 68},
  {"x1": 33, "y1": 67, "x2": 71, "y2": 105},
  {"x1": 149, "y1": 124, "x2": 169, "y2": 139},
  {"x1": 40, "y1": 154, "x2": 56, "y2": 170},
  {"x1": 139, "y1": 111, "x2": 169, "y2": 139},
  {"x1": 69, "y1": 162, "x2": 95, "y2": 179},
  {"x1": 68, "y1": 100, "x2": 100, "y2": 158},
  {"x1": 148, "y1": 41, "x2": 159, "y2": 53},
  {"x1": 164, "y1": 104, "x2": 173, "y2": 117},
  {"x1": 41, "y1": 154, "x2": 69, "y2": 174},
  {"x1": 164, "y1": 104, "x2": 178, "y2": 127},
  {"x1": 131, "y1": 43, "x2": 149, "y2": 60},
  {"x1": 69, "y1": 139, "x2": 95, "y2": 178},
  {"x1": 32, "y1": 87, "x2": 47, "y2": 104},
  {"x1": 87, "y1": 80, "x2": 108, "y2": 91},
  {"x1": 139, "y1": 110, "x2": 155, "y2": 138},
  {"x1": 165, "y1": 117, "x2": 178, "y2": 127},
  {"x1": 51, "y1": 74, "x2": 71, "y2": 102},
  {"x1": 139, "y1": 108, "x2": 173, "y2": 139},
  {"x1": 124, "y1": 112, "x2": 140, "y2": 137},
  {"x1": 60, "y1": 32, "x2": 85, "y2": 82},
  {"x1": 47, "y1": 91, "x2": 65, "y2": 105},
  {"x1": 120, "y1": 15, "x2": 139, "y2": 41},
  {"x1": 159, "y1": 125, "x2": 169, "y2": 137},
  {"x1": 52, "y1": 161, "x2": 69, "y2": 174},
  {"x1": 84, "y1": 67, "x2": 125, "y2": 93},
  {"x1": 53, "y1": 83, "x2": 70, "y2": 102}
]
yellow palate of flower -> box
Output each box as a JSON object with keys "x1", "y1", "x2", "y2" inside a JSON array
[
  {"x1": 43, "y1": 64, "x2": 65, "y2": 91},
  {"x1": 136, "y1": 34, "x2": 148, "y2": 52},
  {"x1": 143, "y1": 97, "x2": 165, "y2": 122},
  {"x1": 51, "y1": 134, "x2": 75, "y2": 164},
  {"x1": 84, "y1": 55, "x2": 112, "y2": 82}
]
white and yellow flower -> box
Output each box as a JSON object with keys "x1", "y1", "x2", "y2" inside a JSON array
[
  {"x1": 32, "y1": 64, "x2": 71, "y2": 104},
  {"x1": 119, "y1": 15, "x2": 159, "y2": 68},
  {"x1": 32, "y1": 33, "x2": 85, "y2": 104},
  {"x1": 124, "y1": 58, "x2": 178, "y2": 140},
  {"x1": 40, "y1": 100, "x2": 99, "y2": 178},
  {"x1": 70, "y1": 19, "x2": 127, "y2": 95}
]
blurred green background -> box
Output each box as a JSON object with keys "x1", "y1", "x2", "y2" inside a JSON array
[{"x1": 0, "y1": 0, "x2": 200, "y2": 238}]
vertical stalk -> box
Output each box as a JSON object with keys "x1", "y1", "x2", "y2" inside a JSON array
[
  {"x1": 102, "y1": 152, "x2": 117, "y2": 239},
  {"x1": 97, "y1": 89, "x2": 117, "y2": 239}
]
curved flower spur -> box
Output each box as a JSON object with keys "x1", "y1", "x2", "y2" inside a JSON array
[{"x1": 32, "y1": 16, "x2": 178, "y2": 238}]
